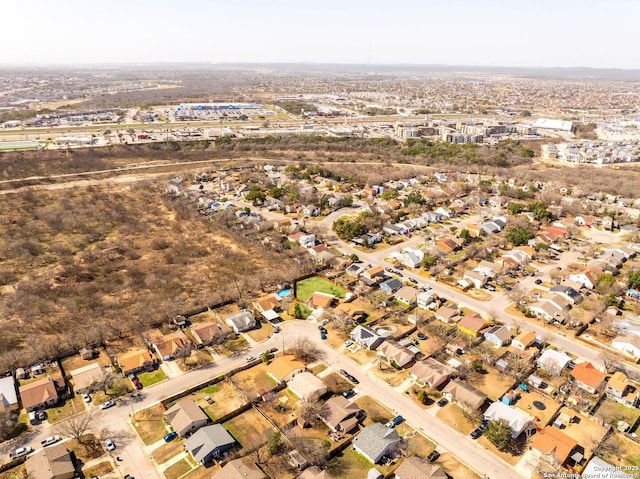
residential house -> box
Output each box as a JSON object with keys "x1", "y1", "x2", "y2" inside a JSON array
[
  {"x1": 383, "y1": 223, "x2": 404, "y2": 236},
  {"x1": 549, "y1": 286, "x2": 582, "y2": 305},
  {"x1": 537, "y1": 349, "x2": 572, "y2": 375},
  {"x1": 442, "y1": 379, "x2": 487, "y2": 410},
  {"x1": 399, "y1": 248, "x2": 423, "y2": 268},
  {"x1": 435, "y1": 305, "x2": 459, "y2": 323},
  {"x1": 266, "y1": 356, "x2": 307, "y2": 384},
  {"x1": 462, "y1": 270, "x2": 488, "y2": 289},
  {"x1": 567, "y1": 271, "x2": 598, "y2": 290},
  {"x1": 575, "y1": 215, "x2": 598, "y2": 227},
  {"x1": 483, "y1": 401, "x2": 534, "y2": 438},
  {"x1": 25, "y1": 444, "x2": 75, "y2": 479},
  {"x1": 225, "y1": 311, "x2": 257, "y2": 333},
  {"x1": 318, "y1": 396, "x2": 361, "y2": 433},
  {"x1": 346, "y1": 263, "x2": 367, "y2": 278},
  {"x1": 70, "y1": 363, "x2": 105, "y2": 393},
  {"x1": 19, "y1": 375, "x2": 64, "y2": 412},
  {"x1": 117, "y1": 349, "x2": 155, "y2": 376},
  {"x1": 0, "y1": 376, "x2": 18, "y2": 412},
  {"x1": 484, "y1": 325, "x2": 512, "y2": 347},
  {"x1": 309, "y1": 291, "x2": 337, "y2": 309},
  {"x1": 409, "y1": 358, "x2": 455, "y2": 389},
  {"x1": 361, "y1": 266, "x2": 385, "y2": 284},
  {"x1": 602, "y1": 216, "x2": 614, "y2": 231},
  {"x1": 352, "y1": 423, "x2": 402, "y2": 464},
  {"x1": 165, "y1": 400, "x2": 209, "y2": 437},
  {"x1": 147, "y1": 329, "x2": 192, "y2": 361},
  {"x1": 570, "y1": 362, "x2": 606, "y2": 394},
  {"x1": 253, "y1": 294, "x2": 281, "y2": 314},
  {"x1": 191, "y1": 322, "x2": 233, "y2": 347},
  {"x1": 214, "y1": 458, "x2": 267, "y2": 479},
  {"x1": 350, "y1": 325, "x2": 384, "y2": 350},
  {"x1": 611, "y1": 334, "x2": 640, "y2": 359},
  {"x1": 480, "y1": 221, "x2": 502, "y2": 235},
  {"x1": 379, "y1": 278, "x2": 403, "y2": 294},
  {"x1": 466, "y1": 224, "x2": 484, "y2": 238},
  {"x1": 605, "y1": 371, "x2": 639, "y2": 407},
  {"x1": 434, "y1": 206, "x2": 452, "y2": 219},
  {"x1": 434, "y1": 237, "x2": 460, "y2": 254},
  {"x1": 542, "y1": 293, "x2": 572, "y2": 312},
  {"x1": 416, "y1": 290, "x2": 436, "y2": 310},
  {"x1": 511, "y1": 331, "x2": 537, "y2": 351},
  {"x1": 394, "y1": 287, "x2": 418, "y2": 306},
  {"x1": 296, "y1": 466, "x2": 335, "y2": 479},
  {"x1": 377, "y1": 340, "x2": 416, "y2": 368},
  {"x1": 457, "y1": 313, "x2": 489, "y2": 337},
  {"x1": 184, "y1": 424, "x2": 236, "y2": 464},
  {"x1": 78, "y1": 347, "x2": 96, "y2": 361},
  {"x1": 288, "y1": 372, "x2": 328, "y2": 402},
  {"x1": 528, "y1": 301, "x2": 565, "y2": 323},
  {"x1": 394, "y1": 456, "x2": 447, "y2": 479},
  {"x1": 531, "y1": 426, "x2": 584, "y2": 469}
]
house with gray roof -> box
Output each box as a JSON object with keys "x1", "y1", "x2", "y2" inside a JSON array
[
  {"x1": 225, "y1": 311, "x2": 256, "y2": 333},
  {"x1": 0, "y1": 376, "x2": 18, "y2": 412},
  {"x1": 484, "y1": 325, "x2": 512, "y2": 347},
  {"x1": 352, "y1": 422, "x2": 402, "y2": 464},
  {"x1": 165, "y1": 399, "x2": 209, "y2": 437},
  {"x1": 25, "y1": 444, "x2": 75, "y2": 479},
  {"x1": 549, "y1": 285, "x2": 583, "y2": 305},
  {"x1": 318, "y1": 396, "x2": 361, "y2": 433},
  {"x1": 350, "y1": 325, "x2": 384, "y2": 350},
  {"x1": 379, "y1": 278, "x2": 403, "y2": 294},
  {"x1": 184, "y1": 424, "x2": 236, "y2": 464}
]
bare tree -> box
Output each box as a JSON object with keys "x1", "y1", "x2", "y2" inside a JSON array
[
  {"x1": 55, "y1": 411, "x2": 95, "y2": 444},
  {"x1": 290, "y1": 337, "x2": 323, "y2": 363}
]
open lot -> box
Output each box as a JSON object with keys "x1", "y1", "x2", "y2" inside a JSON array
[
  {"x1": 355, "y1": 396, "x2": 394, "y2": 426},
  {"x1": 601, "y1": 432, "x2": 640, "y2": 467},
  {"x1": 370, "y1": 362, "x2": 409, "y2": 387},
  {"x1": 223, "y1": 408, "x2": 276, "y2": 449},
  {"x1": 436, "y1": 403, "x2": 476, "y2": 435},
  {"x1": 134, "y1": 404, "x2": 169, "y2": 445},
  {"x1": 295, "y1": 276, "x2": 347, "y2": 301},
  {"x1": 231, "y1": 363, "x2": 278, "y2": 398},
  {"x1": 245, "y1": 322, "x2": 273, "y2": 342},
  {"x1": 593, "y1": 398, "x2": 640, "y2": 430},
  {"x1": 438, "y1": 453, "x2": 482, "y2": 479},
  {"x1": 466, "y1": 366, "x2": 515, "y2": 401}
]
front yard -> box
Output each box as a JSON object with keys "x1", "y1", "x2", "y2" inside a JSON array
[
  {"x1": 355, "y1": 396, "x2": 394, "y2": 426},
  {"x1": 436, "y1": 403, "x2": 476, "y2": 435},
  {"x1": 231, "y1": 363, "x2": 278, "y2": 398},
  {"x1": 47, "y1": 394, "x2": 86, "y2": 423},
  {"x1": 134, "y1": 404, "x2": 168, "y2": 445},
  {"x1": 138, "y1": 369, "x2": 168, "y2": 387}
]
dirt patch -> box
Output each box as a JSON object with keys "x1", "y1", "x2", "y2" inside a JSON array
[
  {"x1": 67, "y1": 435, "x2": 106, "y2": 463},
  {"x1": 467, "y1": 366, "x2": 515, "y2": 401},
  {"x1": 231, "y1": 364, "x2": 278, "y2": 398},
  {"x1": 370, "y1": 363, "x2": 409, "y2": 387},
  {"x1": 151, "y1": 439, "x2": 185, "y2": 465},
  {"x1": 438, "y1": 453, "x2": 481, "y2": 479},
  {"x1": 556, "y1": 407, "x2": 609, "y2": 457},
  {"x1": 61, "y1": 353, "x2": 110, "y2": 375},
  {"x1": 513, "y1": 390, "x2": 561, "y2": 426}
]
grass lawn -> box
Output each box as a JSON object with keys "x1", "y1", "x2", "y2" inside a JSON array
[
  {"x1": 400, "y1": 428, "x2": 436, "y2": 456},
  {"x1": 179, "y1": 466, "x2": 213, "y2": 479},
  {"x1": 436, "y1": 403, "x2": 477, "y2": 435},
  {"x1": 355, "y1": 396, "x2": 394, "y2": 426},
  {"x1": 325, "y1": 446, "x2": 394, "y2": 479},
  {"x1": 201, "y1": 381, "x2": 248, "y2": 422},
  {"x1": 152, "y1": 439, "x2": 185, "y2": 464},
  {"x1": 0, "y1": 466, "x2": 26, "y2": 479},
  {"x1": 134, "y1": 405, "x2": 168, "y2": 445},
  {"x1": 224, "y1": 408, "x2": 275, "y2": 449},
  {"x1": 296, "y1": 276, "x2": 347, "y2": 301},
  {"x1": 138, "y1": 369, "x2": 167, "y2": 387},
  {"x1": 245, "y1": 322, "x2": 272, "y2": 342},
  {"x1": 594, "y1": 398, "x2": 640, "y2": 428},
  {"x1": 47, "y1": 395, "x2": 86, "y2": 423},
  {"x1": 370, "y1": 362, "x2": 409, "y2": 387},
  {"x1": 220, "y1": 336, "x2": 249, "y2": 353},
  {"x1": 164, "y1": 458, "x2": 193, "y2": 479},
  {"x1": 310, "y1": 363, "x2": 328, "y2": 374},
  {"x1": 467, "y1": 367, "x2": 515, "y2": 401},
  {"x1": 83, "y1": 461, "x2": 114, "y2": 478}
]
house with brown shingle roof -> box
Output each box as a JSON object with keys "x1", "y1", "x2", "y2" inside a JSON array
[
  {"x1": 147, "y1": 329, "x2": 192, "y2": 361},
  {"x1": 531, "y1": 426, "x2": 584, "y2": 468},
  {"x1": 25, "y1": 444, "x2": 75, "y2": 479},
  {"x1": 266, "y1": 356, "x2": 307, "y2": 384},
  {"x1": 164, "y1": 399, "x2": 209, "y2": 437},
  {"x1": 394, "y1": 456, "x2": 447, "y2": 479},
  {"x1": 253, "y1": 294, "x2": 281, "y2": 313},
  {"x1": 213, "y1": 458, "x2": 267, "y2": 479},
  {"x1": 191, "y1": 322, "x2": 233, "y2": 346},
  {"x1": 318, "y1": 396, "x2": 361, "y2": 432},
  {"x1": 19, "y1": 375, "x2": 64, "y2": 412},
  {"x1": 377, "y1": 340, "x2": 415, "y2": 368},
  {"x1": 442, "y1": 379, "x2": 487, "y2": 411},
  {"x1": 511, "y1": 330, "x2": 537, "y2": 351},
  {"x1": 296, "y1": 466, "x2": 335, "y2": 479},
  {"x1": 117, "y1": 349, "x2": 155, "y2": 376},
  {"x1": 457, "y1": 313, "x2": 489, "y2": 337},
  {"x1": 409, "y1": 358, "x2": 455, "y2": 389},
  {"x1": 570, "y1": 362, "x2": 606, "y2": 394},
  {"x1": 309, "y1": 291, "x2": 337, "y2": 309}
]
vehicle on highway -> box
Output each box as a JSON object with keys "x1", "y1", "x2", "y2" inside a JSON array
[
  {"x1": 437, "y1": 398, "x2": 448, "y2": 407},
  {"x1": 10, "y1": 447, "x2": 33, "y2": 459},
  {"x1": 41, "y1": 435, "x2": 61, "y2": 447},
  {"x1": 163, "y1": 431, "x2": 178, "y2": 442},
  {"x1": 99, "y1": 400, "x2": 115, "y2": 410},
  {"x1": 385, "y1": 415, "x2": 404, "y2": 428},
  {"x1": 427, "y1": 450, "x2": 440, "y2": 462},
  {"x1": 340, "y1": 369, "x2": 359, "y2": 384},
  {"x1": 104, "y1": 438, "x2": 116, "y2": 451},
  {"x1": 81, "y1": 393, "x2": 91, "y2": 403},
  {"x1": 245, "y1": 356, "x2": 256, "y2": 363},
  {"x1": 342, "y1": 389, "x2": 356, "y2": 399}
]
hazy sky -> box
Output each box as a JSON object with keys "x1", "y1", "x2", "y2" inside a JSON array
[{"x1": 3, "y1": 0, "x2": 639, "y2": 68}]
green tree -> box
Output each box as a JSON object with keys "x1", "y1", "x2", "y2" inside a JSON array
[
  {"x1": 459, "y1": 228, "x2": 471, "y2": 242},
  {"x1": 349, "y1": 254, "x2": 361, "y2": 263},
  {"x1": 267, "y1": 431, "x2": 283, "y2": 455},
  {"x1": 380, "y1": 189, "x2": 399, "y2": 201},
  {"x1": 420, "y1": 254, "x2": 438, "y2": 269},
  {"x1": 246, "y1": 186, "x2": 266, "y2": 204},
  {"x1": 628, "y1": 270, "x2": 640, "y2": 290},
  {"x1": 505, "y1": 227, "x2": 534, "y2": 246},
  {"x1": 294, "y1": 303, "x2": 305, "y2": 319},
  {"x1": 416, "y1": 389, "x2": 429, "y2": 404},
  {"x1": 268, "y1": 186, "x2": 286, "y2": 199},
  {"x1": 403, "y1": 192, "x2": 425, "y2": 207},
  {"x1": 507, "y1": 202, "x2": 524, "y2": 214},
  {"x1": 485, "y1": 419, "x2": 513, "y2": 452}
]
